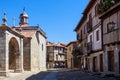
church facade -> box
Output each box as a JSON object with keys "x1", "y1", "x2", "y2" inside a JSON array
[{"x1": 0, "y1": 10, "x2": 46, "y2": 76}]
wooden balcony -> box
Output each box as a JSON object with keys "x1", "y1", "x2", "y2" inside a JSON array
[
  {"x1": 103, "y1": 28, "x2": 120, "y2": 45},
  {"x1": 48, "y1": 54, "x2": 54, "y2": 61}
]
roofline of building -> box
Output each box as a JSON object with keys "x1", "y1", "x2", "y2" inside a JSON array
[
  {"x1": 12, "y1": 25, "x2": 47, "y2": 39},
  {"x1": 0, "y1": 24, "x2": 24, "y2": 38},
  {"x1": 74, "y1": 15, "x2": 86, "y2": 32},
  {"x1": 82, "y1": 0, "x2": 96, "y2": 15},
  {"x1": 47, "y1": 42, "x2": 66, "y2": 47},
  {"x1": 66, "y1": 40, "x2": 77, "y2": 47},
  {"x1": 99, "y1": 2, "x2": 120, "y2": 19},
  {"x1": 74, "y1": 0, "x2": 96, "y2": 32}
]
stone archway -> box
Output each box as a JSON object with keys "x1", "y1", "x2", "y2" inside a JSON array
[{"x1": 9, "y1": 37, "x2": 20, "y2": 72}]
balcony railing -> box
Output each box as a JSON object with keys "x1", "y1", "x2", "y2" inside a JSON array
[
  {"x1": 77, "y1": 34, "x2": 82, "y2": 42},
  {"x1": 87, "y1": 20, "x2": 92, "y2": 33},
  {"x1": 87, "y1": 42, "x2": 92, "y2": 54},
  {"x1": 72, "y1": 47, "x2": 83, "y2": 58}
]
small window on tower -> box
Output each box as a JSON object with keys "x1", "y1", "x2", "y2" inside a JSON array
[
  {"x1": 21, "y1": 18, "x2": 24, "y2": 22},
  {"x1": 42, "y1": 44, "x2": 44, "y2": 51}
]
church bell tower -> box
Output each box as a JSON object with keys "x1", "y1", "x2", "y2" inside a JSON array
[{"x1": 19, "y1": 8, "x2": 28, "y2": 26}]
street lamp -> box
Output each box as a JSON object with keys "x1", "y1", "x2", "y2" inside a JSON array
[{"x1": 107, "y1": 21, "x2": 116, "y2": 32}]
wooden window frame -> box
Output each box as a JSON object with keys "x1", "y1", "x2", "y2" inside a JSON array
[{"x1": 96, "y1": 30, "x2": 100, "y2": 41}]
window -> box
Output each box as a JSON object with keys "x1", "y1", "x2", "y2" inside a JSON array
[
  {"x1": 77, "y1": 33, "x2": 81, "y2": 41},
  {"x1": 55, "y1": 47, "x2": 58, "y2": 50},
  {"x1": 42, "y1": 44, "x2": 44, "y2": 51},
  {"x1": 77, "y1": 34, "x2": 79, "y2": 40},
  {"x1": 59, "y1": 48, "x2": 62, "y2": 51},
  {"x1": 81, "y1": 30, "x2": 82, "y2": 39},
  {"x1": 84, "y1": 42, "x2": 86, "y2": 48},
  {"x1": 87, "y1": 13, "x2": 92, "y2": 32},
  {"x1": 95, "y1": 4, "x2": 98, "y2": 16},
  {"x1": 96, "y1": 30, "x2": 100, "y2": 41},
  {"x1": 21, "y1": 18, "x2": 24, "y2": 22},
  {"x1": 56, "y1": 54, "x2": 58, "y2": 60},
  {"x1": 90, "y1": 35, "x2": 92, "y2": 42},
  {"x1": 84, "y1": 25, "x2": 87, "y2": 34}
]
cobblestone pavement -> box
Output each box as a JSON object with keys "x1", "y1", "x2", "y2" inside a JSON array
[
  {"x1": 57, "y1": 70, "x2": 117, "y2": 80},
  {"x1": 0, "y1": 69, "x2": 119, "y2": 80},
  {"x1": 43, "y1": 71, "x2": 57, "y2": 80}
]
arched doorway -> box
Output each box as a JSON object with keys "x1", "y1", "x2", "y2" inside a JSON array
[{"x1": 9, "y1": 37, "x2": 20, "y2": 72}]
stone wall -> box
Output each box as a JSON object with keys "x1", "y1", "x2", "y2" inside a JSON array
[
  {"x1": 31, "y1": 32, "x2": 39, "y2": 71},
  {"x1": 23, "y1": 38, "x2": 31, "y2": 71},
  {"x1": 67, "y1": 44, "x2": 74, "y2": 69},
  {"x1": 38, "y1": 32, "x2": 46, "y2": 71},
  {"x1": 30, "y1": 31, "x2": 46, "y2": 71},
  {"x1": 0, "y1": 30, "x2": 6, "y2": 76}
]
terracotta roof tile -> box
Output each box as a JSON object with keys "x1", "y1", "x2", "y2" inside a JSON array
[
  {"x1": 20, "y1": 31, "x2": 35, "y2": 37},
  {"x1": 66, "y1": 40, "x2": 77, "y2": 47},
  {"x1": 46, "y1": 42, "x2": 66, "y2": 47}
]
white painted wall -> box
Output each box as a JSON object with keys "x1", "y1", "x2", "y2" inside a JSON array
[
  {"x1": 31, "y1": 31, "x2": 46, "y2": 71},
  {"x1": 93, "y1": 26, "x2": 102, "y2": 50},
  {"x1": 87, "y1": 26, "x2": 102, "y2": 51},
  {"x1": 38, "y1": 32, "x2": 46, "y2": 71}
]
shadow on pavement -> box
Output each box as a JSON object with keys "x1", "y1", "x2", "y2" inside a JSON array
[{"x1": 26, "y1": 71, "x2": 50, "y2": 80}]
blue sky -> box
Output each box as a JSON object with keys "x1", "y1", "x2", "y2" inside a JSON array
[{"x1": 0, "y1": 0, "x2": 89, "y2": 44}]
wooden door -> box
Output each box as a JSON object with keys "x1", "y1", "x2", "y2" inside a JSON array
[
  {"x1": 100, "y1": 54, "x2": 103, "y2": 72},
  {"x1": 108, "y1": 51, "x2": 114, "y2": 72},
  {"x1": 93, "y1": 57, "x2": 98, "y2": 72}
]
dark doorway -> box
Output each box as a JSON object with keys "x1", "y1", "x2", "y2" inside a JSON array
[
  {"x1": 100, "y1": 54, "x2": 103, "y2": 72},
  {"x1": 108, "y1": 51, "x2": 114, "y2": 72},
  {"x1": 9, "y1": 37, "x2": 19, "y2": 71},
  {"x1": 93, "y1": 56, "x2": 98, "y2": 72}
]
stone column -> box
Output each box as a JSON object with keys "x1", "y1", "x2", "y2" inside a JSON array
[
  {"x1": 5, "y1": 31, "x2": 9, "y2": 76},
  {"x1": 83, "y1": 57, "x2": 86, "y2": 69},
  {"x1": 15, "y1": 54, "x2": 21, "y2": 72},
  {"x1": 20, "y1": 38, "x2": 24, "y2": 72},
  {"x1": 15, "y1": 38, "x2": 23, "y2": 72}
]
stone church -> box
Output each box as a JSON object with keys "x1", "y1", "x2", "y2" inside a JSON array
[{"x1": 0, "y1": 10, "x2": 46, "y2": 76}]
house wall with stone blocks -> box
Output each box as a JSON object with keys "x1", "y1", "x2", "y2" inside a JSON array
[
  {"x1": 0, "y1": 30, "x2": 6, "y2": 76},
  {"x1": 31, "y1": 31, "x2": 46, "y2": 71},
  {"x1": 0, "y1": 27, "x2": 24, "y2": 76},
  {"x1": 23, "y1": 38, "x2": 31, "y2": 71}
]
